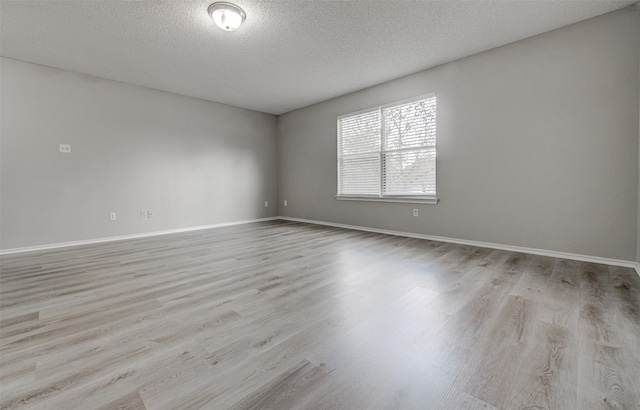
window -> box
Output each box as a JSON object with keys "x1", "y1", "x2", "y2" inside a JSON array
[{"x1": 337, "y1": 94, "x2": 437, "y2": 203}]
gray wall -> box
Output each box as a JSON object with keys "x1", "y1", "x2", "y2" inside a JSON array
[
  {"x1": 638, "y1": 4, "x2": 640, "y2": 264},
  {"x1": 278, "y1": 7, "x2": 640, "y2": 261},
  {"x1": 0, "y1": 58, "x2": 278, "y2": 249}
]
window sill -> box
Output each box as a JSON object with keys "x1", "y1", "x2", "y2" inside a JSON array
[{"x1": 335, "y1": 195, "x2": 438, "y2": 205}]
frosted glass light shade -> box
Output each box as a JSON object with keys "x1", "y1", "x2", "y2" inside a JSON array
[{"x1": 208, "y1": 2, "x2": 246, "y2": 31}]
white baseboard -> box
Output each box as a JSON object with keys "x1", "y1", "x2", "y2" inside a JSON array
[
  {"x1": 279, "y1": 216, "x2": 637, "y2": 269},
  {"x1": 0, "y1": 217, "x2": 279, "y2": 256},
  {"x1": 3, "y1": 215, "x2": 638, "y2": 275}
]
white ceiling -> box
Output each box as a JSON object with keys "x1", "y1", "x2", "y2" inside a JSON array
[{"x1": 1, "y1": 1, "x2": 636, "y2": 115}]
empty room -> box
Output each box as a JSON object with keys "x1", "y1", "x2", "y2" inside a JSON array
[{"x1": 1, "y1": 1, "x2": 639, "y2": 409}]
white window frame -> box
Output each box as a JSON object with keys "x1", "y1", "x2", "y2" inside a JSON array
[{"x1": 336, "y1": 93, "x2": 438, "y2": 204}]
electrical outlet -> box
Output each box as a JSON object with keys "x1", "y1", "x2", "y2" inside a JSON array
[
  {"x1": 264, "y1": 201, "x2": 269, "y2": 208},
  {"x1": 146, "y1": 210, "x2": 153, "y2": 218},
  {"x1": 413, "y1": 209, "x2": 419, "y2": 217},
  {"x1": 59, "y1": 144, "x2": 71, "y2": 154},
  {"x1": 109, "y1": 212, "x2": 116, "y2": 221},
  {"x1": 140, "y1": 210, "x2": 146, "y2": 218},
  {"x1": 284, "y1": 200, "x2": 287, "y2": 207}
]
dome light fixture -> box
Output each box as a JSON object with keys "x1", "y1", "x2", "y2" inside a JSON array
[{"x1": 208, "y1": 2, "x2": 246, "y2": 31}]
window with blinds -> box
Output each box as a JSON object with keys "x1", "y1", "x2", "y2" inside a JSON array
[{"x1": 337, "y1": 95, "x2": 436, "y2": 200}]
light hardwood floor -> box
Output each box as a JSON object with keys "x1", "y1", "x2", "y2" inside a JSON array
[{"x1": 1, "y1": 220, "x2": 639, "y2": 409}]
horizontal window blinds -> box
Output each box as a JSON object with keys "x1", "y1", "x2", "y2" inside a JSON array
[
  {"x1": 382, "y1": 97, "x2": 436, "y2": 196},
  {"x1": 338, "y1": 109, "x2": 380, "y2": 155},
  {"x1": 383, "y1": 98, "x2": 436, "y2": 149},
  {"x1": 382, "y1": 147, "x2": 436, "y2": 195},
  {"x1": 338, "y1": 155, "x2": 380, "y2": 195},
  {"x1": 338, "y1": 95, "x2": 436, "y2": 197},
  {"x1": 338, "y1": 109, "x2": 381, "y2": 195}
]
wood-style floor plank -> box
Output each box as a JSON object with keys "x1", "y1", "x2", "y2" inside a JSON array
[{"x1": 1, "y1": 220, "x2": 639, "y2": 409}]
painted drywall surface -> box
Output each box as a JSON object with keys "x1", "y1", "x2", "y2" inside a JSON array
[
  {"x1": 637, "y1": 4, "x2": 640, "y2": 265},
  {"x1": 278, "y1": 7, "x2": 640, "y2": 261},
  {"x1": 0, "y1": 58, "x2": 278, "y2": 249},
  {"x1": 636, "y1": 3, "x2": 640, "y2": 265}
]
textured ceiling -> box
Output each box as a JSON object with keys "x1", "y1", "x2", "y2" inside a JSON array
[{"x1": 0, "y1": 1, "x2": 636, "y2": 115}]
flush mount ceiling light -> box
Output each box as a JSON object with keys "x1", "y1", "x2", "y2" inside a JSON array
[{"x1": 208, "y1": 2, "x2": 246, "y2": 31}]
